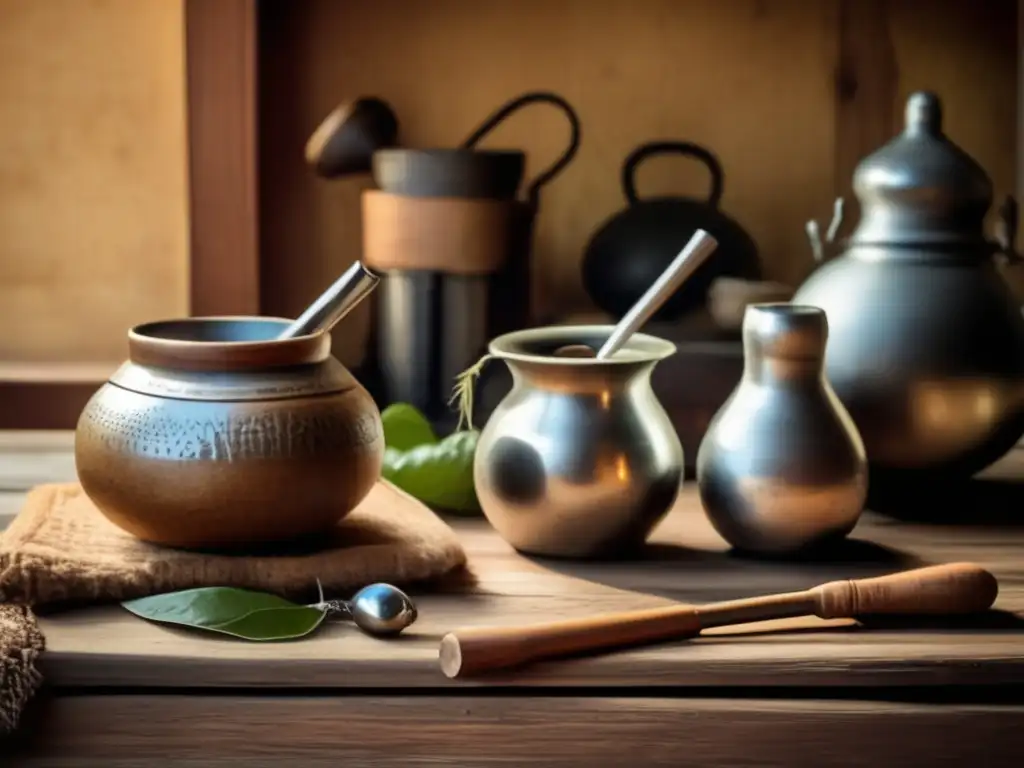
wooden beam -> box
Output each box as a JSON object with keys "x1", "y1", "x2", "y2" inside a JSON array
[
  {"x1": 1018, "y1": 0, "x2": 1024, "y2": 208},
  {"x1": 833, "y1": 0, "x2": 899, "y2": 226},
  {"x1": 0, "y1": 380, "x2": 100, "y2": 431},
  {"x1": 184, "y1": 0, "x2": 261, "y2": 317},
  {"x1": 0, "y1": 366, "x2": 113, "y2": 429}
]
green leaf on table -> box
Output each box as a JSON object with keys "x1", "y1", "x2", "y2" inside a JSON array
[
  {"x1": 381, "y1": 403, "x2": 439, "y2": 451},
  {"x1": 383, "y1": 428, "x2": 480, "y2": 513},
  {"x1": 122, "y1": 587, "x2": 326, "y2": 642},
  {"x1": 380, "y1": 403, "x2": 481, "y2": 514}
]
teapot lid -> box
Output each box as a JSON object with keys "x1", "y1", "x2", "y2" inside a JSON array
[{"x1": 849, "y1": 91, "x2": 993, "y2": 247}]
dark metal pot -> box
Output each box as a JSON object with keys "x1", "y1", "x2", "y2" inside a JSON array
[{"x1": 581, "y1": 141, "x2": 762, "y2": 321}]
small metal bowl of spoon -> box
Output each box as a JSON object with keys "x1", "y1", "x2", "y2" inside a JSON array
[
  {"x1": 554, "y1": 229, "x2": 719, "y2": 359},
  {"x1": 315, "y1": 582, "x2": 419, "y2": 637}
]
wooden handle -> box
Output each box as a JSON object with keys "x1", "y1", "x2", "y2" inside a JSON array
[
  {"x1": 439, "y1": 562, "x2": 1000, "y2": 679},
  {"x1": 439, "y1": 604, "x2": 702, "y2": 679},
  {"x1": 812, "y1": 562, "x2": 998, "y2": 619}
]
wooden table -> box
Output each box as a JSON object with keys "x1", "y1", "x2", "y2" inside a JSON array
[{"x1": 3, "y1": 431, "x2": 1023, "y2": 767}]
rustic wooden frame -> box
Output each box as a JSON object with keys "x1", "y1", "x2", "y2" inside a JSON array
[{"x1": 0, "y1": 0, "x2": 260, "y2": 430}]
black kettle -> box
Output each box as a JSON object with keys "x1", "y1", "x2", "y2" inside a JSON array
[{"x1": 581, "y1": 141, "x2": 761, "y2": 321}]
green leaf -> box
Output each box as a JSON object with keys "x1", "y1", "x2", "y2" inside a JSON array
[
  {"x1": 381, "y1": 403, "x2": 439, "y2": 451},
  {"x1": 122, "y1": 587, "x2": 326, "y2": 642},
  {"x1": 199, "y1": 605, "x2": 326, "y2": 642},
  {"x1": 378, "y1": 403, "x2": 481, "y2": 514},
  {"x1": 382, "y1": 428, "x2": 480, "y2": 513}
]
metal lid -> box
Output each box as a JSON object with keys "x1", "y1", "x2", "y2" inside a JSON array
[{"x1": 850, "y1": 91, "x2": 994, "y2": 247}]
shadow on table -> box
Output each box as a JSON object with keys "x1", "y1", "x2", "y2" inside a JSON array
[
  {"x1": 521, "y1": 535, "x2": 925, "y2": 605},
  {"x1": 522, "y1": 537, "x2": 1024, "y2": 635},
  {"x1": 868, "y1": 472, "x2": 1024, "y2": 526},
  {"x1": 657, "y1": 536, "x2": 917, "y2": 566},
  {"x1": 855, "y1": 609, "x2": 1024, "y2": 631},
  {"x1": 699, "y1": 608, "x2": 1024, "y2": 639}
]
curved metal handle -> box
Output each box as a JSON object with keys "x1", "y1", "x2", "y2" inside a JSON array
[
  {"x1": 995, "y1": 195, "x2": 1023, "y2": 266},
  {"x1": 806, "y1": 198, "x2": 846, "y2": 264},
  {"x1": 461, "y1": 91, "x2": 581, "y2": 209},
  {"x1": 621, "y1": 141, "x2": 724, "y2": 208}
]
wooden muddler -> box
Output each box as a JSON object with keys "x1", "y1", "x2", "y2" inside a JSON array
[{"x1": 438, "y1": 562, "x2": 998, "y2": 679}]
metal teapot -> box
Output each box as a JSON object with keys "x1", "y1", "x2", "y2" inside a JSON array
[
  {"x1": 472, "y1": 325, "x2": 683, "y2": 559},
  {"x1": 792, "y1": 91, "x2": 1024, "y2": 480}
]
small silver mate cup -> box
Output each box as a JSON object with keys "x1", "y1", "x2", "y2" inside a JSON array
[{"x1": 473, "y1": 325, "x2": 683, "y2": 559}]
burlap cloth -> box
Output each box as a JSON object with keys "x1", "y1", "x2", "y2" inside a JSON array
[{"x1": 0, "y1": 481, "x2": 467, "y2": 734}]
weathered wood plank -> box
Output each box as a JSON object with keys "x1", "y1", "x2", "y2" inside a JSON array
[
  {"x1": 0, "y1": 431, "x2": 76, "y2": 491},
  {"x1": 1019, "y1": 0, "x2": 1024, "y2": 212},
  {"x1": 184, "y1": 0, "x2": 260, "y2": 317},
  {"x1": 833, "y1": 0, "x2": 898, "y2": 216},
  {"x1": 36, "y1": 599, "x2": 1024, "y2": 690},
  {"x1": 8, "y1": 696, "x2": 1024, "y2": 767}
]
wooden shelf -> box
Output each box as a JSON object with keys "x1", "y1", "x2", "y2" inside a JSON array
[
  {"x1": 0, "y1": 368, "x2": 109, "y2": 430},
  {"x1": 0, "y1": 362, "x2": 118, "y2": 384}
]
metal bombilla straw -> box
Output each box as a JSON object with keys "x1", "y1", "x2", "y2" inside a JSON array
[
  {"x1": 276, "y1": 260, "x2": 381, "y2": 340},
  {"x1": 595, "y1": 229, "x2": 719, "y2": 359}
]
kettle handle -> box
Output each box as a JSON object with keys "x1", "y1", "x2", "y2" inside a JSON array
[
  {"x1": 622, "y1": 141, "x2": 724, "y2": 208},
  {"x1": 995, "y1": 195, "x2": 1022, "y2": 265},
  {"x1": 806, "y1": 198, "x2": 846, "y2": 264},
  {"x1": 461, "y1": 91, "x2": 582, "y2": 210}
]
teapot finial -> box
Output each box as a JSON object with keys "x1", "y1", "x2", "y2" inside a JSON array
[
  {"x1": 850, "y1": 91, "x2": 991, "y2": 247},
  {"x1": 905, "y1": 91, "x2": 943, "y2": 136}
]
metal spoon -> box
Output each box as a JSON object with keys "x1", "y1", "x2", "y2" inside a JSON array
[
  {"x1": 314, "y1": 582, "x2": 418, "y2": 637},
  {"x1": 554, "y1": 229, "x2": 719, "y2": 359},
  {"x1": 276, "y1": 260, "x2": 381, "y2": 340}
]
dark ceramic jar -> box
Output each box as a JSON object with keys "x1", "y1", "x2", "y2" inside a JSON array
[{"x1": 75, "y1": 317, "x2": 384, "y2": 549}]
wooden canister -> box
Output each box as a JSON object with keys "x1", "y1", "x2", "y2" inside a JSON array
[{"x1": 362, "y1": 190, "x2": 515, "y2": 275}]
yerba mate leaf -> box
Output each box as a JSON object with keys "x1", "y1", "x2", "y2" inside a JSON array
[{"x1": 122, "y1": 587, "x2": 326, "y2": 642}]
